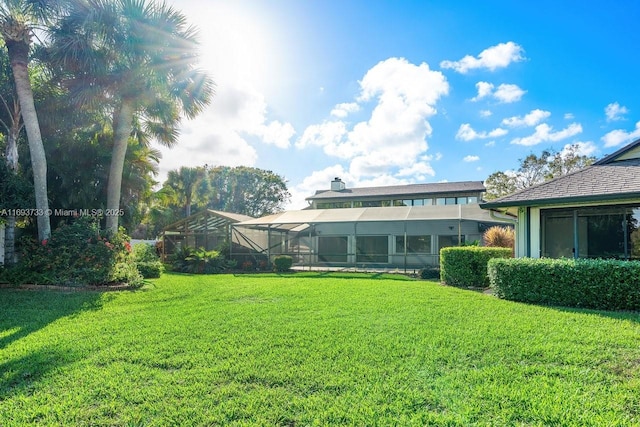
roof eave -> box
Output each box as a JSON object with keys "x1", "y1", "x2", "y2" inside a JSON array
[{"x1": 480, "y1": 192, "x2": 640, "y2": 209}]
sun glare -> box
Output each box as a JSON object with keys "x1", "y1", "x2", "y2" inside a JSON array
[{"x1": 177, "y1": 1, "x2": 285, "y2": 97}]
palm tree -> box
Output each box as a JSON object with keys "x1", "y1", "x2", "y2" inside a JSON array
[
  {"x1": 165, "y1": 165, "x2": 206, "y2": 217},
  {"x1": 0, "y1": 42, "x2": 23, "y2": 264},
  {"x1": 0, "y1": 0, "x2": 58, "y2": 241},
  {"x1": 49, "y1": 0, "x2": 213, "y2": 234}
]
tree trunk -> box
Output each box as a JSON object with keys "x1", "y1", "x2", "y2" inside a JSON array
[
  {"x1": 6, "y1": 39, "x2": 51, "y2": 241},
  {"x1": 3, "y1": 111, "x2": 20, "y2": 266},
  {"x1": 106, "y1": 99, "x2": 135, "y2": 234}
]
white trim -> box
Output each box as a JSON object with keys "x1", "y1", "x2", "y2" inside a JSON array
[{"x1": 530, "y1": 207, "x2": 541, "y2": 258}]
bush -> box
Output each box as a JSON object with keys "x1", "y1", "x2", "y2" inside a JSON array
[
  {"x1": 483, "y1": 226, "x2": 515, "y2": 248},
  {"x1": 418, "y1": 266, "x2": 440, "y2": 280},
  {"x1": 440, "y1": 246, "x2": 512, "y2": 288},
  {"x1": 3, "y1": 216, "x2": 142, "y2": 287},
  {"x1": 488, "y1": 258, "x2": 640, "y2": 311},
  {"x1": 172, "y1": 246, "x2": 236, "y2": 274},
  {"x1": 135, "y1": 261, "x2": 164, "y2": 279},
  {"x1": 273, "y1": 255, "x2": 293, "y2": 272},
  {"x1": 132, "y1": 243, "x2": 163, "y2": 278}
]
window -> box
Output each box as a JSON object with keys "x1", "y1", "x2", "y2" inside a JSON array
[
  {"x1": 396, "y1": 235, "x2": 432, "y2": 253},
  {"x1": 457, "y1": 197, "x2": 468, "y2": 205},
  {"x1": 356, "y1": 236, "x2": 388, "y2": 263},
  {"x1": 467, "y1": 196, "x2": 478, "y2": 203},
  {"x1": 318, "y1": 236, "x2": 348, "y2": 263},
  {"x1": 542, "y1": 206, "x2": 640, "y2": 259},
  {"x1": 436, "y1": 198, "x2": 446, "y2": 205},
  {"x1": 413, "y1": 199, "x2": 424, "y2": 206},
  {"x1": 361, "y1": 200, "x2": 382, "y2": 207},
  {"x1": 317, "y1": 202, "x2": 350, "y2": 209},
  {"x1": 438, "y1": 235, "x2": 465, "y2": 252}
]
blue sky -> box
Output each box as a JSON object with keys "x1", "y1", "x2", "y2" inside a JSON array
[{"x1": 163, "y1": 0, "x2": 640, "y2": 208}]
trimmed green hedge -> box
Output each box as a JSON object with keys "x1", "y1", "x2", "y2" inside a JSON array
[
  {"x1": 487, "y1": 258, "x2": 640, "y2": 311},
  {"x1": 273, "y1": 255, "x2": 293, "y2": 272},
  {"x1": 440, "y1": 247, "x2": 512, "y2": 288}
]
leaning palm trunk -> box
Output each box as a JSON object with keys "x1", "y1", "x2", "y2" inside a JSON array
[
  {"x1": 5, "y1": 39, "x2": 50, "y2": 241},
  {"x1": 105, "y1": 98, "x2": 135, "y2": 234}
]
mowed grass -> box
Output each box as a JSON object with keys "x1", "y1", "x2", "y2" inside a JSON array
[{"x1": 1, "y1": 273, "x2": 639, "y2": 426}]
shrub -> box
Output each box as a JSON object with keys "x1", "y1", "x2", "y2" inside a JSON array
[
  {"x1": 488, "y1": 258, "x2": 640, "y2": 311},
  {"x1": 483, "y1": 226, "x2": 515, "y2": 248},
  {"x1": 440, "y1": 246, "x2": 512, "y2": 288},
  {"x1": 132, "y1": 243, "x2": 163, "y2": 278},
  {"x1": 135, "y1": 261, "x2": 164, "y2": 279},
  {"x1": 418, "y1": 266, "x2": 440, "y2": 280},
  {"x1": 172, "y1": 246, "x2": 235, "y2": 274},
  {"x1": 273, "y1": 255, "x2": 293, "y2": 272},
  {"x1": 4, "y1": 216, "x2": 141, "y2": 287}
]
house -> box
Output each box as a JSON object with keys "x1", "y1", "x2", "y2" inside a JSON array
[
  {"x1": 307, "y1": 178, "x2": 484, "y2": 209},
  {"x1": 480, "y1": 138, "x2": 640, "y2": 260},
  {"x1": 232, "y1": 179, "x2": 509, "y2": 270}
]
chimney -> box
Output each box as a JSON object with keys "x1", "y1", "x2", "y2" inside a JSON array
[{"x1": 331, "y1": 177, "x2": 346, "y2": 191}]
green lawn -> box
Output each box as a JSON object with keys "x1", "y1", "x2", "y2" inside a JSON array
[{"x1": 1, "y1": 272, "x2": 639, "y2": 426}]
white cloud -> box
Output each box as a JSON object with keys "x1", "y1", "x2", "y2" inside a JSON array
[
  {"x1": 296, "y1": 121, "x2": 348, "y2": 150},
  {"x1": 510, "y1": 123, "x2": 583, "y2": 146},
  {"x1": 463, "y1": 155, "x2": 480, "y2": 162},
  {"x1": 485, "y1": 141, "x2": 496, "y2": 147},
  {"x1": 472, "y1": 82, "x2": 494, "y2": 101},
  {"x1": 561, "y1": 141, "x2": 597, "y2": 157},
  {"x1": 396, "y1": 155, "x2": 437, "y2": 180},
  {"x1": 564, "y1": 113, "x2": 575, "y2": 120},
  {"x1": 261, "y1": 121, "x2": 296, "y2": 149},
  {"x1": 330, "y1": 102, "x2": 360, "y2": 118},
  {"x1": 297, "y1": 57, "x2": 449, "y2": 182},
  {"x1": 157, "y1": 121, "x2": 258, "y2": 183},
  {"x1": 479, "y1": 110, "x2": 492, "y2": 118},
  {"x1": 211, "y1": 83, "x2": 296, "y2": 148},
  {"x1": 601, "y1": 121, "x2": 640, "y2": 148},
  {"x1": 440, "y1": 41, "x2": 525, "y2": 73},
  {"x1": 605, "y1": 102, "x2": 629, "y2": 122},
  {"x1": 502, "y1": 109, "x2": 551, "y2": 127},
  {"x1": 456, "y1": 123, "x2": 508, "y2": 141},
  {"x1": 493, "y1": 84, "x2": 526, "y2": 103},
  {"x1": 471, "y1": 82, "x2": 526, "y2": 104}
]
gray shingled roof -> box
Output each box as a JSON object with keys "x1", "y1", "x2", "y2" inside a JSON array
[
  {"x1": 481, "y1": 158, "x2": 640, "y2": 208},
  {"x1": 306, "y1": 181, "x2": 485, "y2": 201}
]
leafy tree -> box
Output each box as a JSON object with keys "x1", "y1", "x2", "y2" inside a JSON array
[
  {"x1": 205, "y1": 166, "x2": 290, "y2": 218},
  {"x1": 48, "y1": 0, "x2": 213, "y2": 234},
  {"x1": 0, "y1": 0, "x2": 61, "y2": 240},
  {"x1": 484, "y1": 144, "x2": 596, "y2": 200}
]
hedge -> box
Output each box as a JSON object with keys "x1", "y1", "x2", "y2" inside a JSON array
[
  {"x1": 273, "y1": 255, "x2": 293, "y2": 272},
  {"x1": 487, "y1": 258, "x2": 640, "y2": 311},
  {"x1": 440, "y1": 246, "x2": 512, "y2": 288}
]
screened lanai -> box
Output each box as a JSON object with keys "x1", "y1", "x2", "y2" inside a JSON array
[
  {"x1": 231, "y1": 204, "x2": 510, "y2": 270},
  {"x1": 161, "y1": 209, "x2": 254, "y2": 260}
]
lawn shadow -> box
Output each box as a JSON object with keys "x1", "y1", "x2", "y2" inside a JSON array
[
  {"x1": 0, "y1": 347, "x2": 76, "y2": 399},
  {"x1": 551, "y1": 305, "x2": 640, "y2": 324},
  {"x1": 273, "y1": 270, "x2": 416, "y2": 281},
  {"x1": 0, "y1": 289, "x2": 109, "y2": 350}
]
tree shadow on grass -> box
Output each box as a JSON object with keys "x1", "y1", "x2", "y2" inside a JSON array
[
  {"x1": 270, "y1": 270, "x2": 415, "y2": 281},
  {"x1": 0, "y1": 290, "x2": 111, "y2": 402},
  {"x1": 551, "y1": 305, "x2": 640, "y2": 324},
  {"x1": 0, "y1": 289, "x2": 110, "y2": 350},
  {"x1": 0, "y1": 347, "x2": 75, "y2": 399}
]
